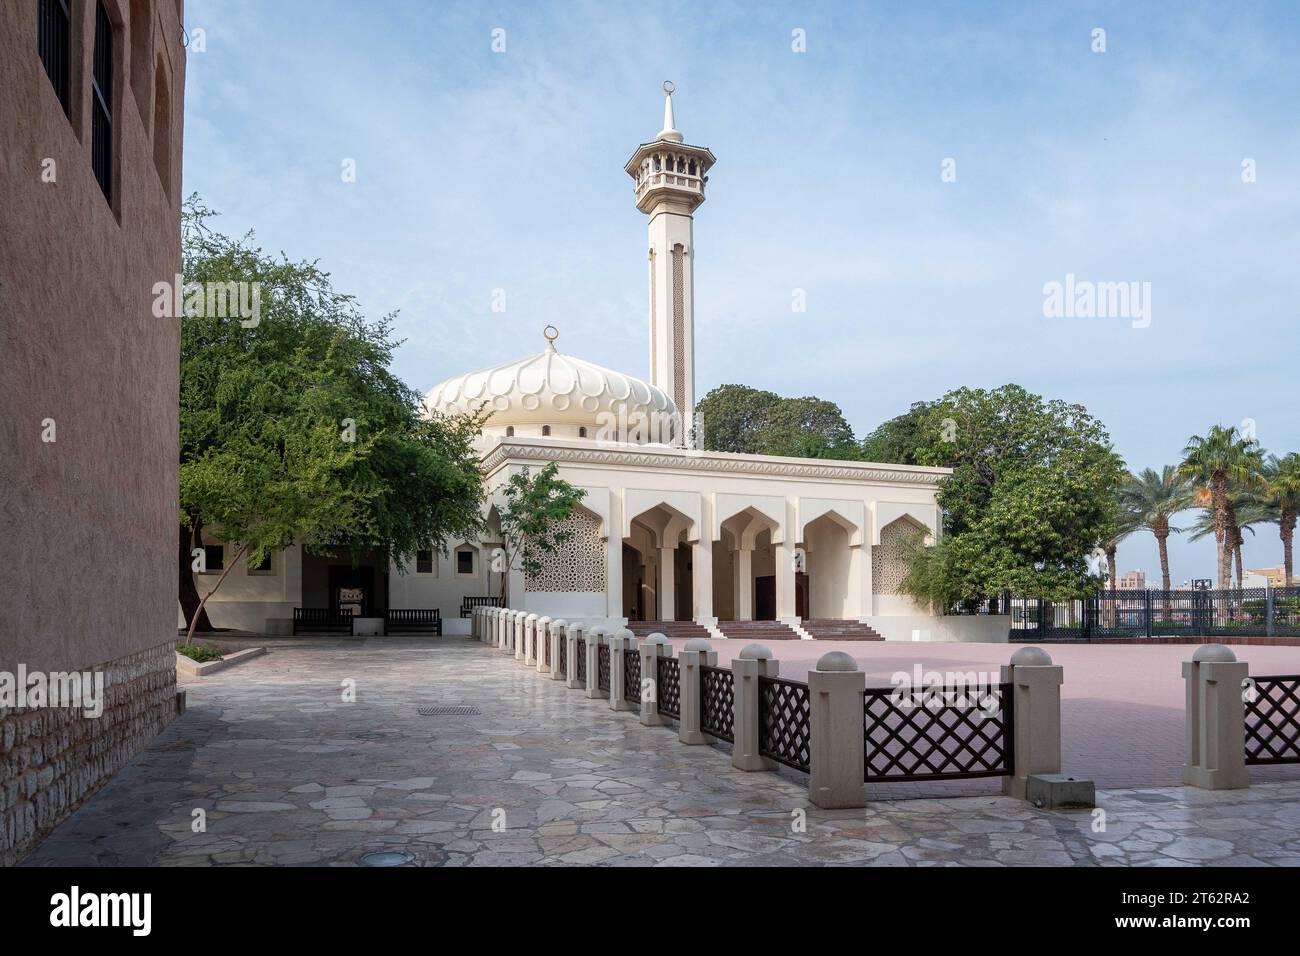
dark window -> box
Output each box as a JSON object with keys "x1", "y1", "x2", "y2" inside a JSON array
[
  {"x1": 37, "y1": 0, "x2": 72, "y2": 118},
  {"x1": 416, "y1": 549, "x2": 433, "y2": 574},
  {"x1": 541, "y1": 425, "x2": 551, "y2": 436},
  {"x1": 203, "y1": 544, "x2": 224, "y2": 572},
  {"x1": 91, "y1": 2, "x2": 113, "y2": 205},
  {"x1": 456, "y1": 550, "x2": 474, "y2": 575},
  {"x1": 505, "y1": 426, "x2": 514, "y2": 437},
  {"x1": 578, "y1": 426, "x2": 587, "y2": 438},
  {"x1": 248, "y1": 551, "x2": 272, "y2": 572}
]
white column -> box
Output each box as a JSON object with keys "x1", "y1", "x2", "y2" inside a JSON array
[
  {"x1": 659, "y1": 546, "x2": 676, "y2": 621},
  {"x1": 565, "y1": 623, "x2": 584, "y2": 689},
  {"x1": 609, "y1": 629, "x2": 636, "y2": 712},
  {"x1": 638, "y1": 634, "x2": 671, "y2": 726},
  {"x1": 1001, "y1": 646, "x2": 1065, "y2": 800},
  {"x1": 606, "y1": 495, "x2": 624, "y2": 617},
  {"x1": 691, "y1": 536, "x2": 713, "y2": 623},
  {"x1": 534, "y1": 616, "x2": 551, "y2": 672},
  {"x1": 847, "y1": 544, "x2": 866, "y2": 619},
  {"x1": 735, "y1": 546, "x2": 753, "y2": 620},
  {"x1": 775, "y1": 540, "x2": 797, "y2": 622},
  {"x1": 1182, "y1": 644, "x2": 1249, "y2": 790},
  {"x1": 548, "y1": 619, "x2": 566, "y2": 680},
  {"x1": 732, "y1": 644, "x2": 778, "y2": 771}
]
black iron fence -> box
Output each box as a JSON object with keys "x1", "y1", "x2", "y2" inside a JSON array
[
  {"x1": 700, "y1": 665, "x2": 735, "y2": 742},
  {"x1": 575, "y1": 638, "x2": 587, "y2": 683},
  {"x1": 597, "y1": 642, "x2": 611, "y2": 693},
  {"x1": 758, "y1": 676, "x2": 812, "y2": 773},
  {"x1": 656, "y1": 657, "x2": 681, "y2": 720},
  {"x1": 557, "y1": 633, "x2": 567, "y2": 675},
  {"x1": 1009, "y1": 587, "x2": 1300, "y2": 641},
  {"x1": 623, "y1": 647, "x2": 641, "y2": 705},
  {"x1": 863, "y1": 682, "x2": 1014, "y2": 782},
  {"x1": 1244, "y1": 674, "x2": 1300, "y2": 765}
]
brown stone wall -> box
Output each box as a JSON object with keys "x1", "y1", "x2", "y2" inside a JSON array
[{"x1": 0, "y1": 1, "x2": 186, "y2": 861}]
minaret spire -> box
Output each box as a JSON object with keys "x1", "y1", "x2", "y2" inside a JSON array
[{"x1": 624, "y1": 83, "x2": 716, "y2": 447}]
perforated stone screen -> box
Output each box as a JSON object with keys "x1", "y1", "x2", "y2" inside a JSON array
[{"x1": 525, "y1": 510, "x2": 607, "y2": 593}]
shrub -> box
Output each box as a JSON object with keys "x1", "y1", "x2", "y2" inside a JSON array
[{"x1": 177, "y1": 643, "x2": 224, "y2": 663}]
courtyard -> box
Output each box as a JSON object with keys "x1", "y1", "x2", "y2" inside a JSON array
[{"x1": 21, "y1": 638, "x2": 1300, "y2": 867}]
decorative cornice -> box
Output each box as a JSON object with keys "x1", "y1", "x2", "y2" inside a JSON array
[{"x1": 480, "y1": 440, "x2": 950, "y2": 487}]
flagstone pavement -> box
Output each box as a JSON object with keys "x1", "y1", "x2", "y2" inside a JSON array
[{"x1": 20, "y1": 638, "x2": 1300, "y2": 867}]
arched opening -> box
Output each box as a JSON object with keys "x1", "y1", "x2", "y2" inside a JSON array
[
  {"x1": 718, "y1": 508, "x2": 780, "y2": 621},
  {"x1": 873, "y1": 516, "x2": 929, "y2": 607},
  {"x1": 802, "y1": 512, "x2": 855, "y2": 619},
  {"x1": 623, "y1": 502, "x2": 694, "y2": 621}
]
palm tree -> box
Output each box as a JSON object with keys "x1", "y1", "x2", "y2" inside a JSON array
[
  {"x1": 1119, "y1": 466, "x2": 1192, "y2": 592},
  {"x1": 1261, "y1": 453, "x2": 1300, "y2": 586},
  {"x1": 1187, "y1": 491, "x2": 1273, "y2": 585},
  {"x1": 1179, "y1": 426, "x2": 1265, "y2": 591},
  {"x1": 1098, "y1": 490, "x2": 1141, "y2": 626}
]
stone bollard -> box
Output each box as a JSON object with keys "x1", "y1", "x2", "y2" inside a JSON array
[
  {"x1": 535, "y1": 617, "x2": 552, "y2": 673},
  {"x1": 638, "y1": 634, "x2": 672, "y2": 726},
  {"x1": 522, "y1": 613, "x2": 538, "y2": 664},
  {"x1": 677, "y1": 638, "x2": 717, "y2": 745},
  {"x1": 502, "y1": 610, "x2": 513, "y2": 654},
  {"x1": 609, "y1": 629, "x2": 637, "y2": 712},
  {"x1": 808, "y1": 651, "x2": 866, "y2": 808},
  {"x1": 1000, "y1": 646, "x2": 1064, "y2": 800},
  {"x1": 548, "y1": 619, "x2": 567, "y2": 680},
  {"x1": 471, "y1": 607, "x2": 479, "y2": 640},
  {"x1": 732, "y1": 644, "x2": 779, "y2": 771},
  {"x1": 1183, "y1": 644, "x2": 1249, "y2": 790},
  {"x1": 497, "y1": 608, "x2": 507, "y2": 651},
  {"x1": 509, "y1": 610, "x2": 524, "y2": 656},
  {"x1": 585, "y1": 626, "x2": 607, "y2": 699},
  {"x1": 566, "y1": 623, "x2": 584, "y2": 689}
]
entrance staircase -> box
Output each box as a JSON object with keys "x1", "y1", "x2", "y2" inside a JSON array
[
  {"x1": 799, "y1": 619, "x2": 885, "y2": 641},
  {"x1": 627, "y1": 620, "x2": 712, "y2": 642},
  {"x1": 716, "y1": 620, "x2": 803, "y2": 641}
]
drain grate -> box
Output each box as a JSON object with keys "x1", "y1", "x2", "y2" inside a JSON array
[
  {"x1": 417, "y1": 705, "x2": 481, "y2": 716},
  {"x1": 360, "y1": 850, "x2": 415, "y2": 867}
]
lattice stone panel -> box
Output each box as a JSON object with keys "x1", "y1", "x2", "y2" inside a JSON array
[
  {"x1": 558, "y1": 634, "x2": 567, "y2": 675},
  {"x1": 863, "y1": 683, "x2": 1013, "y2": 782},
  {"x1": 700, "y1": 665, "x2": 734, "y2": 742},
  {"x1": 872, "y1": 518, "x2": 922, "y2": 595},
  {"x1": 624, "y1": 648, "x2": 642, "y2": 704},
  {"x1": 1245, "y1": 674, "x2": 1300, "y2": 765},
  {"x1": 575, "y1": 639, "x2": 587, "y2": 683},
  {"x1": 525, "y1": 510, "x2": 607, "y2": 593},
  {"x1": 656, "y1": 657, "x2": 681, "y2": 720},
  {"x1": 597, "y1": 643, "x2": 611, "y2": 692},
  {"x1": 759, "y1": 676, "x2": 811, "y2": 772}
]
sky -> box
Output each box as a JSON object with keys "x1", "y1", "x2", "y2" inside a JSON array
[{"x1": 181, "y1": 0, "x2": 1300, "y2": 584}]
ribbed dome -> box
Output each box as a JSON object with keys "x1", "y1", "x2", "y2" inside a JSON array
[{"x1": 424, "y1": 340, "x2": 680, "y2": 439}]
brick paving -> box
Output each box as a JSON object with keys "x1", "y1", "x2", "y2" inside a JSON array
[{"x1": 18, "y1": 637, "x2": 1300, "y2": 867}]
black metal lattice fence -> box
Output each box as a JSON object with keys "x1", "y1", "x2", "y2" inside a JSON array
[
  {"x1": 597, "y1": 642, "x2": 611, "y2": 693},
  {"x1": 863, "y1": 682, "x2": 1014, "y2": 782},
  {"x1": 700, "y1": 665, "x2": 735, "y2": 742},
  {"x1": 557, "y1": 632, "x2": 567, "y2": 675},
  {"x1": 758, "y1": 676, "x2": 811, "y2": 772},
  {"x1": 575, "y1": 638, "x2": 587, "y2": 683},
  {"x1": 656, "y1": 657, "x2": 681, "y2": 720},
  {"x1": 624, "y1": 646, "x2": 642, "y2": 704},
  {"x1": 1244, "y1": 674, "x2": 1300, "y2": 765}
]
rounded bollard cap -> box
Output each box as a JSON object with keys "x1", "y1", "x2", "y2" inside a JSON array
[
  {"x1": 1010, "y1": 646, "x2": 1053, "y2": 667},
  {"x1": 682, "y1": 638, "x2": 713, "y2": 652},
  {"x1": 550, "y1": 618, "x2": 567, "y2": 630},
  {"x1": 816, "y1": 651, "x2": 858, "y2": 672},
  {"x1": 739, "y1": 643, "x2": 773, "y2": 660},
  {"x1": 613, "y1": 627, "x2": 635, "y2": 642},
  {"x1": 587, "y1": 625, "x2": 607, "y2": 640},
  {"x1": 1192, "y1": 643, "x2": 1237, "y2": 663},
  {"x1": 644, "y1": 633, "x2": 671, "y2": 646},
  {"x1": 537, "y1": 616, "x2": 551, "y2": 625},
  {"x1": 525, "y1": 612, "x2": 539, "y2": 621}
]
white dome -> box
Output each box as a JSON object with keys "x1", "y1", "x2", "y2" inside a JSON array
[{"x1": 424, "y1": 339, "x2": 680, "y2": 441}]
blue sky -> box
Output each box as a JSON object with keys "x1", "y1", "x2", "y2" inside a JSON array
[{"x1": 182, "y1": 0, "x2": 1300, "y2": 583}]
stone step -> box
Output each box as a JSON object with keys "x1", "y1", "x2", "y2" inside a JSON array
[
  {"x1": 799, "y1": 619, "x2": 884, "y2": 641},
  {"x1": 716, "y1": 621, "x2": 802, "y2": 641}
]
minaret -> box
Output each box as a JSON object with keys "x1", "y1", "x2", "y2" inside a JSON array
[{"x1": 625, "y1": 82, "x2": 715, "y2": 446}]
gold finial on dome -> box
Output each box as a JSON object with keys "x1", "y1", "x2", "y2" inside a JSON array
[{"x1": 543, "y1": 324, "x2": 559, "y2": 350}]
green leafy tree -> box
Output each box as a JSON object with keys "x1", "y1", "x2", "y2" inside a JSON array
[
  {"x1": 1262, "y1": 453, "x2": 1300, "y2": 586},
  {"x1": 694, "y1": 385, "x2": 858, "y2": 459},
  {"x1": 1178, "y1": 425, "x2": 1265, "y2": 591},
  {"x1": 898, "y1": 384, "x2": 1125, "y2": 607},
  {"x1": 859, "y1": 401, "x2": 936, "y2": 465},
  {"x1": 1119, "y1": 466, "x2": 1193, "y2": 591},
  {"x1": 494, "y1": 463, "x2": 587, "y2": 603},
  {"x1": 179, "y1": 198, "x2": 485, "y2": 638}
]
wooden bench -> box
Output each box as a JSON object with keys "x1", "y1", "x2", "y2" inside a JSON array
[
  {"x1": 292, "y1": 608, "x2": 355, "y2": 635},
  {"x1": 460, "y1": 596, "x2": 502, "y2": 618},
  {"x1": 384, "y1": 608, "x2": 442, "y2": 636}
]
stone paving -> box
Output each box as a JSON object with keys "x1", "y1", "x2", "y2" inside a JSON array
[{"x1": 20, "y1": 638, "x2": 1300, "y2": 867}]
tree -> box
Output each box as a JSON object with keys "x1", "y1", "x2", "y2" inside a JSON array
[
  {"x1": 898, "y1": 384, "x2": 1125, "y2": 606},
  {"x1": 694, "y1": 385, "x2": 858, "y2": 459},
  {"x1": 859, "y1": 401, "x2": 936, "y2": 465},
  {"x1": 493, "y1": 463, "x2": 587, "y2": 602},
  {"x1": 1178, "y1": 425, "x2": 1265, "y2": 591},
  {"x1": 179, "y1": 197, "x2": 485, "y2": 637},
  {"x1": 1119, "y1": 466, "x2": 1193, "y2": 591},
  {"x1": 1261, "y1": 453, "x2": 1300, "y2": 586}
]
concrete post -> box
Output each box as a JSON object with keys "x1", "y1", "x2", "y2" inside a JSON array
[
  {"x1": 547, "y1": 619, "x2": 567, "y2": 680},
  {"x1": 1182, "y1": 644, "x2": 1249, "y2": 790},
  {"x1": 502, "y1": 610, "x2": 513, "y2": 654},
  {"x1": 565, "y1": 622, "x2": 584, "y2": 689},
  {"x1": 808, "y1": 651, "x2": 866, "y2": 808},
  {"x1": 471, "y1": 607, "x2": 480, "y2": 640},
  {"x1": 733, "y1": 644, "x2": 779, "y2": 771},
  {"x1": 534, "y1": 616, "x2": 552, "y2": 673},
  {"x1": 1000, "y1": 646, "x2": 1064, "y2": 800},
  {"x1": 498, "y1": 609, "x2": 508, "y2": 651},
  {"x1": 523, "y1": 613, "x2": 538, "y2": 664},
  {"x1": 585, "y1": 626, "x2": 606, "y2": 699},
  {"x1": 510, "y1": 610, "x2": 524, "y2": 656},
  {"x1": 638, "y1": 634, "x2": 671, "y2": 726},
  {"x1": 677, "y1": 638, "x2": 717, "y2": 744},
  {"x1": 609, "y1": 628, "x2": 637, "y2": 711}
]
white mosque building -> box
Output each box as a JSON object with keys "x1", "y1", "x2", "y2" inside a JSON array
[{"x1": 190, "y1": 86, "x2": 1004, "y2": 643}]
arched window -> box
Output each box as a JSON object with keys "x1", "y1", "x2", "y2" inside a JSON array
[
  {"x1": 653, "y1": 156, "x2": 660, "y2": 172},
  {"x1": 578, "y1": 426, "x2": 587, "y2": 438},
  {"x1": 505, "y1": 426, "x2": 514, "y2": 437},
  {"x1": 689, "y1": 160, "x2": 696, "y2": 176},
  {"x1": 542, "y1": 425, "x2": 551, "y2": 436}
]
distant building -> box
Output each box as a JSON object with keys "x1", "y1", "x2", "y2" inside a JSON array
[
  {"x1": 1, "y1": 0, "x2": 186, "y2": 865},
  {"x1": 1246, "y1": 566, "x2": 1291, "y2": 588},
  {"x1": 1117, "y1": 570, "x2": 1146, "y2": 590}
]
